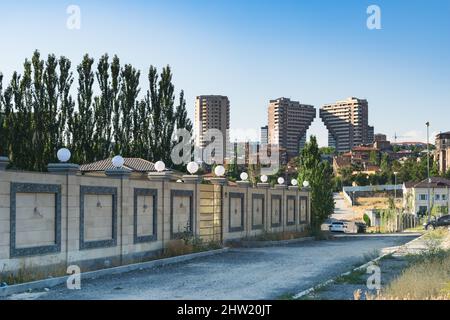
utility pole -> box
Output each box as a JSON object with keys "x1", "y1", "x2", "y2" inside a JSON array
[
  {"x1": 394, "y1": 171, "x2": 398, "y2": 207},
  {"x1": 426, "y1": 122, "x2": 431, "y2": 223}
]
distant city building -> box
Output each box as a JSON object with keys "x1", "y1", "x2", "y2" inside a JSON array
[
  {"x1": 374, "y1": 133, "x2": 387, "y2": 142},
  {"x1": 267, "y1": 97, "x2": 316, "y2": 160},
  {"x1": 320, "y1": 97, "x2": 374, "y2": 153},
  {"x1": 373, "y1": 133, "x2": 392, "y2": 151},
  {"x1": 435, "y1": 131, "x2": 450, "y2": 174},
  {"x1": 194, "y1": 95, "x2": 230, "y2": 162},
  {"x1": 260, "y1": 125, "x2": 268, "y2": 145}
]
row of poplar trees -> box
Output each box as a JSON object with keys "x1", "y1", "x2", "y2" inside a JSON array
[{"x1": 0, "y1": 51, "x2": 192, "y2": 171}]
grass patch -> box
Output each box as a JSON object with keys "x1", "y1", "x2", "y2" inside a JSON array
[
  {"x1": 368, "y1": 249, "x2": 450, "y2": 300},
  {"x1": 161, "y1": 238, "x2": 222, "y2": 258},
  {"x1": 334, "y1": 269, "x2": 366, "y2": 285},
  {"x1": 277, "y1": 293, "x2": 295, "y2": 300},
  {"x1": 0, "y1": 262, "x2": 67, "y2": 286},
  {"x1": 311, "y1": 229, "x2": 334, "y2": 241},
  {"x1": 379, "y1": 253, "x2": 395, "y2": 261},
  {"x1": 242, "y1": 230, "x2": 311, "y2": 242}
]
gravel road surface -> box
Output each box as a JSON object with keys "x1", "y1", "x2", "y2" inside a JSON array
[{"x1": 6, "y1": 234, "x2": 418, "y2": 300}]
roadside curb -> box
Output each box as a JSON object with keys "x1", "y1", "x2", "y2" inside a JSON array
[
  {"x1": 234, "y1": 237, "x2": 315, "y2": 248},
  {"x1": 0, "y1": 247, "x2": 230, "y2": 298},
  {"x1": 292, "y1": 233, "x2": 425, "y2": 300},
  {"x1": 332, "y1": 232, "x2": 422, "y2": 238}
]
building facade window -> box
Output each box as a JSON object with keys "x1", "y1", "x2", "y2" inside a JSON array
[{"x1": 419, "y1": 194, "x2": 427, "y2": 201}]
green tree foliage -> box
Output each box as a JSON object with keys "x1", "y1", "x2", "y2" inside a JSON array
[
  {"x1": 297, "y1": 136, "x2": 335, "y2": 231},
  {"x1": 369, "y1": 150, "x2": 379, "y2": 165},
  {"x1": 0, "y1": 51, "x2": 192, "y2": 171},
  {"x1": 319, "y1": 147, "x2": 335, "y2": 155},
  {"x1": 0, "y1": 73, "x2": 6, "y2": 156},
  {"x1": 338, "y1": 166, "x2": 354, "y2": 186}
]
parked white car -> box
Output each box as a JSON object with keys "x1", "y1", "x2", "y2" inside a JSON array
[{"x1": 329, "y1": 221, "x2": 348, "y2": 233}]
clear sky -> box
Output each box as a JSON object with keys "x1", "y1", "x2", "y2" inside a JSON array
[{"x1": 1, "y1": 0, "x2": 449, "y2": 146}]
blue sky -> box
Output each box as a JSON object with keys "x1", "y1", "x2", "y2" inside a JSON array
[{"x1": 1, "y1": 0, "x2": 449, "y2": 146}]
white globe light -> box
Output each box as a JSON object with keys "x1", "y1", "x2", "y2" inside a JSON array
[
  {"x1": 291, "y1": 179, "x2": 298, "y2": 186},
  {"x1": 240, "y1": 172, "x2": 249, "y2": 181},
  {"x1": 57, "y1": 148, "x2": 71, "y2": 163},
  {"x1": 112, "y1": 155, "x2": 125, "y2": 168},
  {"x1": 187, "y1": 161, "x2": 199, "y2": 175},
  {"x1": 303, "y1": 180, "x2": 310, "y2": 188},
  {"x1": 277, "y1": 177, "x2": 285, "y2": 185},
  {"x1": 260, "y1": 175, "x2": 268, "y2": 183},
  {"x1": 214, "y1": 165, "x2": 225, "y2": 177},
  {"x1": 154, "y1": 161, "x2": 166, "y2": 172}
]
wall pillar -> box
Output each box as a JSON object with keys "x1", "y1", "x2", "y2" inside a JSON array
[
  {"x1": 0, "y1": 156, "x2": 10, "y2": 171},
  {"x1": 183, "y1": 175, "x2": 202, "y2": 237},
  {"x1": 105, "y1": 168, "x2": 132, "y2": 265},
  {"x1": 257, "y1": 183, "x2": 270, "y2": 231},
  {"x1": 289, "y1": 186, "x2": 299, "y2": 231},
  {"x1": 237, "y1": 180, "x2": 251, "y2": 237},
  {"x1": 209, "y1": 178, "x2": 227, "y2": 242},
  {"x1": 148, "y1": 171, "x2": 173, "y2": 247},
  {"x1": 47, "y1": 162, "x2": 80, "y2": 267}
]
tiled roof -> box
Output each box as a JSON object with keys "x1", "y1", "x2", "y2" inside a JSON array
[
  {"x1": 80, "y1": 158, "x2": 155, "y2": 172},
  {"x1": 404, "y1": 177, "x2": 450, "y2": 189},
  {"x1": 334, "y1": 156, "x2": 351, "y2": 167},
  {"x1": 352, "y1": 146, "x2": 379, "y2": 152}
]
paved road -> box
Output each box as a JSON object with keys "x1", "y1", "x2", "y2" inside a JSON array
[
  {"x1": 332, "y1": 193, "x2": 357, "y2": 221},
  {"x1": 7, "y1": 235, "x2": 418, "y2": 300}
]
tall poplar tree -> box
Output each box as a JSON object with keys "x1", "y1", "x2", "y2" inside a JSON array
[
  {"x1": 0, "y1": 51, "x2": 193, "y2": 171},
  {"x1": 73, "y1": 54, "x2": 95, "y2": 163},
  {"x1": 119, "y1": 64, "x2": 140, "y2": 156},
  {"x1": 93, "y1": 54, "x2": 114, "y2": 159},
  {"x1": 0, "y1": 73, "x2": 6, "y2": 156},
  {"x1": 58, "y1": 56, "x2": 75, "y2": 147},
  {"x1": 298, "y1": 136, "x2": 335, "y2": 231}
]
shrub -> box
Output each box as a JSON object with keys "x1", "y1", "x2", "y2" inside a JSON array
[{"x1": 363, "y1": 213, "x2": 371, "y2": 227}]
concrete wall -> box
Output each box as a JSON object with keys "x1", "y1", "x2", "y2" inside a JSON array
[
  {"x1": 0, "y1": 169, "x2": 310, "y2": 273},
  {"x1": 222, "y1": 186, "x2": 310, "y2": 241}
]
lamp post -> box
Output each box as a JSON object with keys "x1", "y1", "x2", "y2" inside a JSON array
[{"x1": 394, "y1": 171, "x2": 398, "y2": 206}]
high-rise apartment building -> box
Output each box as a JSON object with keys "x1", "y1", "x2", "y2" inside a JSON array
[
  {"x1": 368, "y1": 126, "x2": 375, "y2": 144},
  {"x1": 260, "y1": 125, "x2": 268, "y2": 145},
  {"x1": 194, "y1": 95, "x2": 230, "y2": 162},
  {"x1": 267, "y1": 98, "x2": 316, "y2": 159},
  {"x1": 320, "y1": 97, "x2": 374, "y2": 153}
]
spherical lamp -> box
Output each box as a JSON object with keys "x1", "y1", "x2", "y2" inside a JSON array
[
  {"x1": 260, "y1": 175, "x2": 268, "y2": 183},
  {"x1": 291, "y1": 179, "x2": 298, "y2": 186},
  {"x1": 240, "y1": 172, "x2": 249, "y2": 181},
  {"x1": 57, "y1": 148, "x2": 71, "y2": 163},
  {"x1": 112, "y1": 155, "x2": 125, "y2": 168},
  {"x1": 303, "y1": 180, "x2": 310, "y2": 188},
  {"x1": 154, "y1": 161, "x2": 166, "y2": 173},
  {"x1": 214, "y1": 165, "x2": 226, "y2": 177},
  {"x1": 187, "y1": 161, "x2": 199, "y2": 175},
  {"x1": 277, "y1": 177, "x2": 285, "y2": 185}
]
